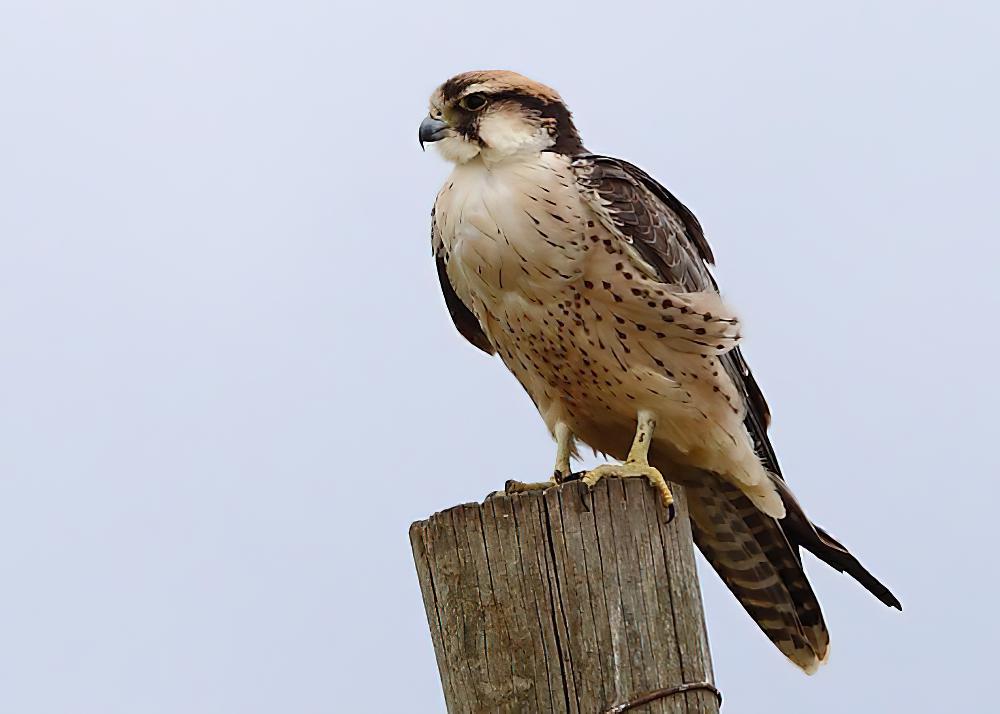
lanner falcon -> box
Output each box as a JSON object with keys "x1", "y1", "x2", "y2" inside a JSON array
[{"x1": 419, "y1": 70, "x2": 900, "y2": 673}]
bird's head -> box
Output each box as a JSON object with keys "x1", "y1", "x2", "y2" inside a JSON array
[{"x1": 419, "y1": 70, "x2": 584, "y2": 164}]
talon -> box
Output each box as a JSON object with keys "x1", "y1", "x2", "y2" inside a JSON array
[
  {"x1": 656, "y1": 480, "x2": 675, "y2": 514},
  {"x1": 664, "y1": 502, "x2": 676, "y2": 523}
]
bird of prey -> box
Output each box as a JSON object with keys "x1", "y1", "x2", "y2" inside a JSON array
[{"x1": 419, "y1": 70, "x2": 900, "y2": 673}]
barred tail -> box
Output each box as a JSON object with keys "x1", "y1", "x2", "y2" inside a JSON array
[
  {"x1": 682, "y1": 472, "x2": 901, "y2": 673},
  {"x1": 685, "y1": 475, "x2": 829, "y2": 673}
]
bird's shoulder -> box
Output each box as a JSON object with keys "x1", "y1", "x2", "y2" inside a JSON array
[{"x1": 568, "y1": 153, "x2": 717, "y2": 293}]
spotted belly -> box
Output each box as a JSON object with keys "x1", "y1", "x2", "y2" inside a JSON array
[
  {"x1": 434, "y1": 152, "x2": 769, "y2": 498},
  {"x1": 480, "y1": 281, "x2": 686, "y2": 456}
]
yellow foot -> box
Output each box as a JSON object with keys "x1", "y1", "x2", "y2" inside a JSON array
[
  {"x1": 489, "y1": 467, "x2": 577, "y2": 499},
  {"x1": 581, "y1": 462, "x2": 675, "y2": 521},
  {"x1": 503, "y1": 477, "x2": 557, "y2": 495},
  {"x1": 484, "y1": 477, "x2": 556, "y2": 500}
]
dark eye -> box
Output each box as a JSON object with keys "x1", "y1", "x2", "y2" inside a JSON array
[{"x1": 459, "y1": 93, "x2": 488, "y2": 111}]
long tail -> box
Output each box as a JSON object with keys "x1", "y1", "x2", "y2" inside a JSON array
[
  {"x1": 683, "y1": 473, "x2": 900, "y2": 674},
  {"x1": 773, "y1": 478, "x2": 902, "y2": 611}
]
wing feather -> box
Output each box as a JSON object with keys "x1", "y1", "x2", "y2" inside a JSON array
[
  {"x1": 573, "y1": 154, "x2": 773, "y2": 455},
  {"x1": 571, "y1": 154, "x2": 900, "y2": 671},
  {"x1": 431, "y1": 207, "x2": 494, "y2": 355}
]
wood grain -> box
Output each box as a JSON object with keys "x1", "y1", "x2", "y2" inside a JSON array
[{"x1": 410, "y1": 479, "x2": 718, "y2": 714}]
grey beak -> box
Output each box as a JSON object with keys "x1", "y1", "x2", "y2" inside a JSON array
[{"x1": 419, "y1": 116, "x2": 450, "y2": 150}]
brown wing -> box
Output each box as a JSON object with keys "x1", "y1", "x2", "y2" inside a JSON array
[
  {"x1": 573, "y1": 154, "x2": 899, "y2": 670},
  {"x1": 573, "y1": 155, "x2": 717, "y2": 291},
  {"x1": 573, "y1": 153, "x2": 779, "y2": 466},
  {"x1": 431, "y1": 208, "x2": 494, "y2": 356}
]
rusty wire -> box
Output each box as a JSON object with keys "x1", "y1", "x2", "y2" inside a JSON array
[{"x1": 603, "y1": 681, "x2": 723, "y2": 713}]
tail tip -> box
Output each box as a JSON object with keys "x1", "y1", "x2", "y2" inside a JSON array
[{"x1": 797, "y1": 646, "x2": 829, "y2": 676}]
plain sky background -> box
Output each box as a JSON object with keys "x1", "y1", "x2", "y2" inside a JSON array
[{"x1": 1, "y1": 1, "x2": 997, "y2": 712}]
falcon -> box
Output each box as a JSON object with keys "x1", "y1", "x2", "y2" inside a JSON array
[{"x1": 419, "y1": 70, "x2": 900, "y2": 673}]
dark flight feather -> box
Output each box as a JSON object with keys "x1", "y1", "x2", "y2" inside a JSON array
[{"x1": 571, "y1": 153, "x2": 900, "y2": 668}]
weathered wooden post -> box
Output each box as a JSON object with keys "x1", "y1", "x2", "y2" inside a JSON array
[{"x1": 410, "y1": 477, "x2": 720, "y2": 713}]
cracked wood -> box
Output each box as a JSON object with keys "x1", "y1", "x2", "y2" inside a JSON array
[{"x1": 410, "y1": 478, "x2": 718, "y2": 714}]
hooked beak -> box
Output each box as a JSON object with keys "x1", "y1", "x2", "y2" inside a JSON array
[{"x1": 419, "y1": 116, "x2": 451, "y2": 150}]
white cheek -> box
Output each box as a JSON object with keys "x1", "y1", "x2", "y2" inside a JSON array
[
  {"x1": 478, "y1": 114, "x2": 553, "y2": 157},
  {"x1": 435, "y1": 136, "x2": 481, "y2": 164}
]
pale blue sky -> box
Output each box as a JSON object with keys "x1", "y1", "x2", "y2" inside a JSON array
[{"x1": 1, "y1": 1, "x2": 997, "y2": 712}]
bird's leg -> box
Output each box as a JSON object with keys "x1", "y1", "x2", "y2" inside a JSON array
[
  {"x1": 581, "y1": 410, "x2": 675, "y2": 519},
  {"x1": 505, "y1": 422, "x2": 574, "y2": 495}
]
